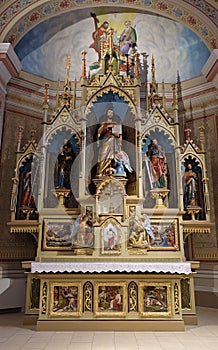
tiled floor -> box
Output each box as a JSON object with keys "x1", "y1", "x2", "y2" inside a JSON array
[{"x1": 0, "y1": 307, "x2": 217, "y2": 350}]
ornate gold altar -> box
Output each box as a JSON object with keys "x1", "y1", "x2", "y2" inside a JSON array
[{"x1": 8, "y1": 22, "x2": 212, "y2": 331}]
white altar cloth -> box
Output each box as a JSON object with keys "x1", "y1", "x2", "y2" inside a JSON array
[{"x1": 31, "y1": 262, "x2": 192, "y2": 274}]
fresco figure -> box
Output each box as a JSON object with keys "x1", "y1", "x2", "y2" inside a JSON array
[
  {"x1": 146, "y1": 139, "x2": 167, "y2": 188},
  {"x1": 90, "y1": 13, "x2": 109, "y2": 56},
  {"x1": 120, "y1": 20, "x2": 137, "y2": 56},
  {"x1": 183, "y1": 163, "x2": 198, "y2": 208}
]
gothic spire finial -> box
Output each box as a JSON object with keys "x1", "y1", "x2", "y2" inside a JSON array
[
  {"x1": 150, "y1": 54, "x2": 158, "y2": 95},
  {"x1": 64, "y1": 52, "x2": 71, "y2": 89},
  {"x1": 81, "y1": 51, "x2": 87, "y2": 79},
  {"x1": 43, "y1": 83, "x2": 49, "y2": 105}
]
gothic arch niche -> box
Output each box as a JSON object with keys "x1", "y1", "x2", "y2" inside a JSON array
[
  {"x1": 85, "y1": 89, "x2": 137, "y2": 196},
  {"x1": 182, "y1": 155, "x2": 206, "y2": 221},
  {"x1": 142, "y1": 127, "x2": 176, "y2": 208},
  {"x1": 45, "y1": 127, "x2": 80, "y2": 209},
  {"x1": 15, "y1": 155, "x2": 38, "y2": 220},
  {"x1": 99, "y1": 217, "x2": 122, "y2": 255}
]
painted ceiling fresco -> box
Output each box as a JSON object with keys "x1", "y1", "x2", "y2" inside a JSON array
[{"x1": 15, "y1": 11, "x2": 210, "y2": 83}]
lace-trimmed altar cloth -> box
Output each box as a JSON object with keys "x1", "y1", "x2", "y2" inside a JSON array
[{"x1": 31, "y1": 262, "x2": 192, "y2": 274}]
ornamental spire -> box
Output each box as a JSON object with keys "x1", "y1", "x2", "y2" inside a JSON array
[
  {"x1": 64, "y1": 52, "x2": 71, "y2": 90},
  {"x1": 150, "y1": 54, "x2": 158, "y2": 95}
]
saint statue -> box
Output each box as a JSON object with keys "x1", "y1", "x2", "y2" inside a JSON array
[
  {"x1": 183, "y1": 163, "x2": 198, "y2": 208},
  {"x1": 146, "y1": 139, "x2": 167, "y2": 188},
  {"x1": 96, "y1": 105, "x2": 132, "y2": 177},
  {"x1": 22, "y1": 171, "x2": 35, "y2": 208},
  {"x1": 56, "y1": 140, "x2": 73, "y2": 189}
]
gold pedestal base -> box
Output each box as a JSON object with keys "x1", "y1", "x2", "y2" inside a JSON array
[
  {"x1": 37, "y1": 319, "x2": 185, "y2": 332},
  {"x1": 150, "y1": 188, "x2": 170, "y2": 208}
]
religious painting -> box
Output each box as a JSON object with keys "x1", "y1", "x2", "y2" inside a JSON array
[
  {"x1": 148, "y1": 219, "x2": 179, "y2": 250},
  {"x1": 71, "y1": 214, "x2": 94, "y2": 248},
  {"x1": 49, "y1": 282, "x2": 81, "y2": 317},
  {"x1": 101, "y1": 221, "x2": 121, "y2": 255},
  {"x1": 95, "y1": 282, "x2": 126, "y2": 317},
  {"x1": 139, "y1": 282, "x2": 171, "y2": 317},
  {"x1": 43, "y1": 219, "x2": 74, "y2": 250},
  {"x1": 43, "y1": 215, "x2": 94, "y2": 250}
]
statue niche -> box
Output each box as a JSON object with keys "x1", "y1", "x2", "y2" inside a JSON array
[
  {"x1": 45, "y1": 131, "x2": 80, "y2": 209},
  {"x1": 86, "y1": 96, "x2": 136, "y2": 196},
  {"x1": 183, "y1": 157, "x2": 205, "y2": 220},
  {"x1": 142, "y1": 129, "x2": 176, "y2": 208},
  {"x1": 16, "y1": 157, "x2": 38, "y2": 220}
]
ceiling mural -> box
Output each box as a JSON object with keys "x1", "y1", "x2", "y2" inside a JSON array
[
  {"x1": 14, "y1": 12, "x2": 210, "y2": 82},
  {"x1": 1, "y1": 1, "x2": 217, "y2": 51}
]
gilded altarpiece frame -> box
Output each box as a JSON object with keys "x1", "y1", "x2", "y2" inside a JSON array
[
  {"x1": 43, "y1": 219, "x2": 75, "y2": 250},
  {"x1": 100, "y1": 219, "x2": 122, "y2": 255},
  {"x1": 148, "y1": 219, "x2": 179, "y2": 250},
  {"x1": 139, "y1": 282, "x2": 172, "y2": 318},
  {"x1": 94, "y1": 282, "x2": 127, "y2": 317},
  {"x1": 49, "y1": 282, "x2": 82, "y2": 317}
]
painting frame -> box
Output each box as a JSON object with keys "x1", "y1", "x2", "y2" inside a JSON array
[
  {"x1": 49, "y1": 282, "x2": 82, "y2": 317},
  {"x1": 94, "y1": 282, "x2": 126, "y2": 317},
  {"x1": 148, "y1": 219, "x2": 179, "y2": 250},
  {"x1": 43, "y1": 218, "x2": 74, "y2": 250},
  {"x1": 139, "y1": 282, "x2": 172, "y2": 318},
  {"x1": 100, "y1": 219, "x2": 121, "y2": 255}
]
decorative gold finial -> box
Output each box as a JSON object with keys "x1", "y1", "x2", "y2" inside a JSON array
[
  {"x1": 81, "y1": 50, "x2": 87, "y2": 79},
  {"x1": 185, "y1": 128, "x2": 191, "y2": 142},
  {"x1": 162, "y1": 80, "x2": 165, "y2": 106},
  {"x1": 134, "y1": 53, "x2": 140, "y2": 79},
  {"x1": 30, "y1": 129, "x2": 36, "y2": 142},
  {"x1": 73, "y1": 78, "x2": 77, "y2": 109},
  {"x1": 56, "y1": 80, "x2": 60, "y2": 109},
  {"x1": 171, "y1": 83, "x2": 176, "y2": 106},
  {"x1": 199, "y1": 126, "x2": 205, "y2": 151},
  {"x1": 151, "y1": 54, "x2": 155, "y2": 84},
  {"x1": 43, "y1": 83, "x2": 49, "y2": 105},
  {"x1": 150, "y1": 54, "x2": 158, "y2": 94},
  {"x1": 65, "y1": 52, "x2": 71, "y2": 88},
  {"x1": 17, "y1": 125, "x2": 24, "y2": 151},
  {"x1": 109, "y1": 28, "x2": 113, "y2": 56}
]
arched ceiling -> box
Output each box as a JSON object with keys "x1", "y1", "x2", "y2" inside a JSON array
[{"x1": 0, "y1": 1, "x2": 217, "y2": 50}]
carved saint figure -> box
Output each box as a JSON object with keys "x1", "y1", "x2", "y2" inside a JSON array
[
  {"x1": 22, "y1": 171, "x2": 35, "y2": 208},
  {"x1": 56, "y1": 140, "x2": 73, "y2": 189},
  {"x1": 97, "y1": 107, "x2": 121, "y2": 176},
  {"x1": 72, "y1": 214, "x2": 93, "y2": 247},
  {"x1": 146, "y1": 139, "x2": 167, "y2": 188},
  {"x1": 96, "y1": 106, "x2": 132, "y2": 177},
  {"x1": 183, "y1": 163, "x2": 198, "y2": 208},
  {"x1": 128, "y1": 214, "x2": 148, "y2": 247}
]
